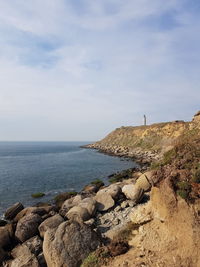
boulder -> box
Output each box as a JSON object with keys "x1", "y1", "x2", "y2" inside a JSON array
[
  {"x1": 15, "y1": 214, "x2": 42, "y2": 242},
  {"x1": 39, "y1": 214, "x2": 64, "y2": 238},
  {"x1": 97, "y1": 184, "x2": 121, "y2": 200},
  {"x1": 14, "y1": 206, "x2": 53, "y2": 222},
  {"x1": 0, "y1": 248, "x2": 7, "y2": 265},
  {"x1": 122, "y1": 184, "x2": 144, "y2": 204},
  {"x1": 60, "y1": 195, "x2": 83, "y2": 217},
  {"x1": 4, "y1": 202, "x2": 24, "y2": 220},
  {"x1": 23, "y1": 236, "x2": 43, "y2": 256},
  {"x1": 11, "y1": 237, "x2": 42, "y2": 266},
  {"x1": 0, "y1": 224, "x2": 13, "y2": 248},
  {"x1": 37, "y1": 252, "x2": 47, "y2": 267},
  {"x1": 43, "y1": 221, "x2": 101, "y2": 267},
  {"x1": 66, "y1": 206, "x2": 90, "y2": 222},
  {"x1": 95, "y1": 192, "x2": 115, "y2": 211},
  {"x1": 8, "y1": 245, "x2": 39, "y2": 267},
  {"x1": 78, "y1": 197, "x2": 97, "y2": 216},
  {"x1": 135, "y1": 171, "x2": 154, "y2": 191},
  {"x1": 0, "y1": 220, "x2": 7, "y2": 227}
]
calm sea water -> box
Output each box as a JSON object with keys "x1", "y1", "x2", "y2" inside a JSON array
[{"x1": 0, "y1": 142, "x2": 136, "y2": 215}]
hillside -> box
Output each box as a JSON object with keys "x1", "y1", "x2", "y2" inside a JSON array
[{"x1": 86, "y1": 113, "x2": 200, "y2": 164}]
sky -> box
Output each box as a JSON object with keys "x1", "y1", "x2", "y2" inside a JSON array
[{"x1": 0, "y1": 0, "x2": 200, "y2": 141}]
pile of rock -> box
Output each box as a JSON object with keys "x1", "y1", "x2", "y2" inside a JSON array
[{"x1": 0, "y1": 170, "x2": 156, "y2": 267}]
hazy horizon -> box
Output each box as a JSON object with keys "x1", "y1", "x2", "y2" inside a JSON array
[{"x1": 0, "y1": 0, "x2": 200, "y2": 141}]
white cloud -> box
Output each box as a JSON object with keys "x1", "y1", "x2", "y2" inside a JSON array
[{"x1": 0, "y1": 0, "x2": 199, "y2": 140}]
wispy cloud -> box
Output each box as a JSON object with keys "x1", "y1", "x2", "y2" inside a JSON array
[{"x1": 0, "y1": 0, "x2": 199, "y2": 140}]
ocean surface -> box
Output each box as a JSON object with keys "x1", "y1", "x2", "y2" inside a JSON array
[{"x1": 0, "y1": 142, "x2": 136, "y2": 216}]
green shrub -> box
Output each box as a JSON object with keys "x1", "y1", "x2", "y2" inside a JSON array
[
  {"x1": 91, "y1": 179, "x2": 104, "y2": 186},
  {"x1": 176, "y1": 181, "x2": 191, "y2": 191},
  {"x1": 162, "y1": 148, "x2": 176, "y2": 165},
  {"x1": 81, "y1": 252, "x2": 100, "y2": 267},
  {"x1": 177, "y1": 190, "x2": 188, "y2": 199},
  {"x1": 31, "y1": 192, "x2": 45, "y2": 198},
  {"x1": 192, "y1": 168, "x2": 200, "y2": 183}
]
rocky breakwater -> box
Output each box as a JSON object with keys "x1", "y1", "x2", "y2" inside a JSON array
[{"x1": 0, "y1": 168, "x2": 157, "y2": 267}]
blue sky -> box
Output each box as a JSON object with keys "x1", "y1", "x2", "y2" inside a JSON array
[{"x1": 0, "y1": 0, "x2": 199, "y2": 141}]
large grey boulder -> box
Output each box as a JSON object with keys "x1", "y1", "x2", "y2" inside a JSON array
[
  {"x1": 122, "y1": 184, "x2": 144, "y2": 204},
  {"x1": 95, "y1": 192, "x2": 115, "y2": 211},
  {"x1": 43, "y1": 221, "x2": 101, "y2": 267},
  {"x1": 4, "y1": 202, "x2": 24, "y2": 220},
  {"x1": 39, "y1": 214, "x2": 64, "y2": 238},
  {"x1": 15, "y1": 214, "x2": 42, "y2": 242}
]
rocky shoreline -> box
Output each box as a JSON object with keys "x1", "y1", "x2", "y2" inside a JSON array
[{"x1": 0, "y1": 158, "x2": 154, "y2": 267}]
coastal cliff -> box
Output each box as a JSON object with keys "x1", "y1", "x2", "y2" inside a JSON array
[{"x1": 86, "y1": 115, "x2": 199, "y2": 163}]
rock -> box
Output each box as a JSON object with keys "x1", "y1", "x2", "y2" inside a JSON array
[
  {"x1": 122, "y1": 184, "x2": 144, "y2": 204},
  {"x1": 97, "y1": 184, "x2": 121, "y2": 200},
  {"x1": 0, "y1": 220, "x2": 7, "y2": 226},
  {"x1": 37, "y1": 252, "x2": 47, "y2": 267},
  {"x1": 9, "y1": 244, "x2": 39, "y2": 267},
  {"x1": 0, "y1": 224, "x2": 13, "y2": 248},
  {"x1": 108, "y1": 240, "x2": 129, "y2": 256},
  {"x1": 95, "y1": 192, "x2": 115, "y2": 211},
  {"x1": 39, "y1": 214, "x2": 64, "y2": 238},
  {"x1": 43, "y1": 221, "x2": 101, "y2": 267},
  {"x1": 121, "y1": 201, "x2": 129, "y2": 209},
  {"x1": 135, "y1": 171, "x2": 154, "y2": 191},
  {"x1": 14, "y1": 206, "x2": 53, "y2": 222},
  {"x1": 0, "y1": 248, "x2": 7, "y2": 265},
  {"x1": 24, "y1": 236, "x2": 43, "y2": 256},
  {"x1": 84, "y1": 218, "x2": 95, "y2": 227},
  {"x1": 4, "y1": 202, "x2": 24, "y2": 220},
  {"x1": 60, "y1": 195, "x2": 83, "y2": 217},
  {"x1": 82, "y1": 182, "x2": 103, "y2": 194},
  {"x1": 130, "y1": 203, "x2": 153, "y2": 225},
  {"x1": 66, "y1": 206, "x2": 90, "y2": 222},
  {"x1": 78, "y1": 197, "x2": 97, "y2": 216},
  {"x1": 15, "y1": 214, "x2": 42, "y2": 242}
]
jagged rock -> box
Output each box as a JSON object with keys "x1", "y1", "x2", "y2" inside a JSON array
[
  {"x1": 15, "y1": 214, "x2": 42, "y2": 242},
  {"x1": 66, "y1": 206, "x2": 91, "y2": 221},
  {"x1": 130, "y1": 203, "x2": 153, "y2": 225},
  {"x1": 122, "y1": 184, "x2": 144, "y2": 204},
  {"x1": 78, "y1": 197, "x2": 97, "y2": 216},
  {"x1": 43, "y1": 221, "x2": 101, "y2": 267},
  {"x1": 4, "y1": 202, "x2": 24, "y2": 220},
  {"x1": 95, "y1": 192, "x2": 115, "y2": 211},
  {"x1": 39, "y1": 214, "x2": 64, "y2": 238}
]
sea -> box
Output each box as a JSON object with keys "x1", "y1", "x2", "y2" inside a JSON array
[{"x1": 0, "y1": 142, "x2": 137, "y2": 216}]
